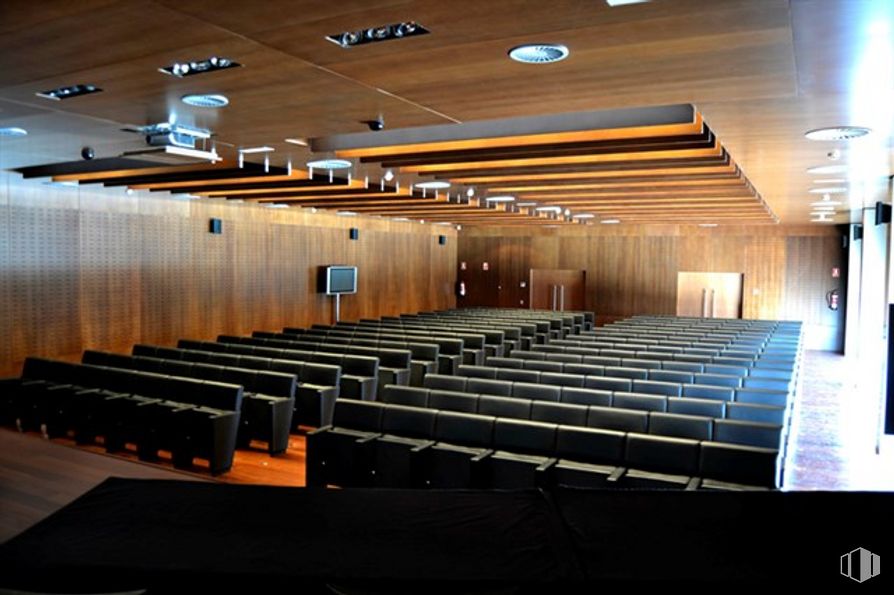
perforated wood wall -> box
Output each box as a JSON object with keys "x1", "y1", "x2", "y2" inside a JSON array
[
  {"x1": 457, "y1": 224, "x2": 846, "y2": 350},
  {"x1": 0, "y1": 174, "x2": 457, "y2": 376}
]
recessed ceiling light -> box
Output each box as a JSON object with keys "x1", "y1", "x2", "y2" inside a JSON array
[
  {"x1": 485, "y1": 195, "x2": 515, "y2": 203},
  {"x1": 306, "y1": 158, "x2": 352, "y2": 170},
  {"x1": 383, "y1": 169, "x2": 395, "y2": 181},
  {"x1": 393, "y1": 217, "x2": 411, "y2": 221},
  {"x1": 265, "y1": 204, "x2": 289, "y2": 208},
  {"x1": 698, "y1": 223, "x2": 719, "y2": 227},
  {"x1": 805, "y1": 126, "x2": 872, "y2": 141},
  {"x1": 517, "y1": 202, "x2": 538, "y2": 207},
  {"x1": 0, "y1": 127, "x2": 28, "y2": 137},
  {"x1": 416, "y1": 181, "x2": 450, "y2": 189},
  {"x1": 181, "y1": 93, "x2": 229, "y2": 108},
  {"x1": 807, "y1": 165, "x2": 849, "y2": 174},
  {"x1": 36, "y1": 84, "x2": 101, "y2": 100},
  {"x1": 337, "y1": 211, "x2": 357, "y2": 216},
  {"x1": 509, "y1": 44, "x2": 570, "y2": 64},
  {"x1": 810, "y1": 200, "x2": 842, "y2": 206},
  {"x1": 284, "y1": 138, "x2": 308, "y2": 146},
  {"x1": 601, "y1": 219, "x2": 621, "y2": 224},
  {"x1": 240, "y1": 146, "x2": 275, "y2": 154},
  {"x1": 572, "y1": 213, "x2": 596, "y2": 219},
  {"x1": 813, "y1": 178, "x2": 846, "y2": 184},
  {"x1": 466, "y1": 188, "x2": 475, "y2": 197},
  {"x1": 160, "y1": 56, "x2": 240, "y2": 77},
  {"x1": 606, "y1": 0, "x2": 651, "y2": 6},
  {"x1": 809, "y1": 187, "x2": 847, "y2": 194},
  {"x1": 535, "y1": 206, "x2": 562, "y2": 212},
  {"x1": 328, "y1": 21, "x2": 429, "y2": 48}
]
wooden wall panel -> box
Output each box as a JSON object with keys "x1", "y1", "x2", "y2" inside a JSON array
[
  {"x1": 458, "y1": 224, "x2": 845, "y2": 349},
  {"x1": 1, "y1": 178, "x2": 457, "y2": 376}
]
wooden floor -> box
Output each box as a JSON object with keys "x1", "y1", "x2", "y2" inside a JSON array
[{"x1": 3, "y1": 349, "x2": 894, "y2": 543}]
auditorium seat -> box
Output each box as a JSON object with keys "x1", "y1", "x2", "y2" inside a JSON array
[
  {"x1": 584, "y1": 376, "x2": 632, "y2": 392},
  {"x1": 661, "y1": 361, "x2": 705, "y2": 373},
  {"x1": 457, "y1": 365, "x2": 498, "y2": 379},
  {"x1": 648, "y1": 370, "x2": 694, "y2": 384},
  {"x1": 524, "y1": 360, "x2": 564, "y2": 372},
  {"x1": 713, "y1": 419, "x2": 783, "y2": 450},
  {"x1": 611, "y1": 392, "x2": 667, "y2": 413},
  {"x1": 496, "y1": 368, "x2": 541, "y2": 383},
  {"x1": 648, "y1": 412, "x2": 713, "y2": 440},
  {"x1": 582, "y1": 355, "x2": 621, "y2": 367},
  {"x1": 550, "y1": 425, "x2": 626, "y2": 488},
  {"x1": 306, "y1": 400, "x2": 385, "y2": 487},
  {"x1": 563, "y1": 363, "x2": 605, "y2": 377},
  {"x1": 370, "y1": 405, "x2": 438, "y2": 488},
  {"x1": 632, "y1": 379, "x2": 683, "y2": 397},
  {"x1": 511, "y1": 382, "x2": 560, "y2": 402},
  {"x1": 423, "y1": 374, "x2": 468, "y2": 392},
  {"x1": 667, "y1": 397, "x2": 727, "y2": 418},
  {"x1": 560, "y1": 387, "x2": 612, "y2": 407},
  {"x1": 682, "y1": 384, "x2": 735, "y2": 402},
  {"x1": 698, "y1": 441, "x2": 779, "y2": 489},
  {"x1": 477, "y1": 395, "x2": 532, "y2": 419},
  {"x1": 604, "y1": 366, "x2": 649, "y2": 380},
  {"x1": 428, "y1": 389, "x2": 479, "y2": 413},
  {"x1": 694, "y1": 373, "x2": 742, "y2": 388},
  {"x1": 380, "y1": 385, "x2": 429, "y2": 408},
  {"x1": 487, "y1": 419, "x2": 558, "y2": 488},
  {"x1": 466, "y1": 378, "x2": 513, "y2": 397},
  {"x1": 620, "y1": 433, "x2": 700, "y2": 489},
  {"x1": 734, "y1": 387, "x2": 789, "y2": 408},
  {"x1": 587, "y1": 405, "x2": 649, "y2": 433},
  {"x1": 726, "y1": 402, "x2": 786, "y2": 425},
  {"x1": 486, "y1": 356, "x2": 524, "y2": 369},
  {"x1": 422, "y1": 411, "x2": 495, "y2": 488}
]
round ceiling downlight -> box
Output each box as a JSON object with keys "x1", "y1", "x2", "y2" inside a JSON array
[
  {"x1": 181, "y1": 94, "x2": 229, "y2": 108},
  {"x1": 804, "y1": 126, "x2": 871, "y2": 141},
  {"x1": 508, "y1": 44, "x2": 570, "y2": 64},
  {"x1": 306, "y1": 159, "x2": 352, "y2": 170},
  {"x1": 0, "y1": 127, "x2": 28, "y2": 137}
]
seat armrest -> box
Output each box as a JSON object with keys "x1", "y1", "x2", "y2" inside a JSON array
[
  {"x1": 411, "y1": 440, "x2": 436, "y2": 453},
  {"x1": 357, "y1": 433, "x2": 382, "y2": 444},
  {"x1": 471, "y1": 448, "x2": 495, "y2": 463},
  {"x1": 536, "y1": 457, "x2": 558, "y2": 473},
  {"x1": 307, "y1": 424, "x2": 333, "y2": 436},
  {"x1": 685, "y1": 477, "x2": 702, "y2": 491},
  {"x1": 607, "y1": 466, "x2": 627, "y2": 482}
]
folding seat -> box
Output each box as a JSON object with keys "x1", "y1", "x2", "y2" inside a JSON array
[
  {"x1": 713, "y1": 419, "x2": 783, "y2": 450},
  {"x1": 726, "y1": 402, "x2": 786, "y2": 425},
  {"x1": 604, "y1": 366, "x2": 648, "y2": 381},
  {"x1": 648, "y1": 369, "x2": 693, "y2": 384},
  {"x1": 306, "y1": 400, "x2": 385, "y2": 487},
  {"x1": 560, "y1": 387, "x2": 612, "y2": 407},
  {"x1": 487, "y1": 419, "x2": 558, "y2": 488},
  {"x1": 546, "y1": 353, "x2": 582, "y2": 364},
  {"x1": 523, "y1": 360, "x2": 564, "y2": 373},
  {"x1": 510, "y1": 382, "x2": 560, "y2": 402},
  {"x1": 369, "y1": 404, "x2": 438, "y2": 488},
  {"x1": 476, "y1": 395, "x2": 532, "y2": 420},
  {"x1": 549, "y1": 425, "x2": 626, "y2": 488},
  {"x1": 743, "y1": 377, "x2": 791, "y2": 392},
  {"x1": 457, "y1": 365, "x2": 498, "y2": 379},
  {"x1": 496, "y1": 368, "x2": 541, "y2": 384},
  {"x1": 752, "y1": 359, "x2": 795, "y2": 371},
  {"x1": 612, "y1": 392, "x2": 667, "y2": 413},
  {"x1": 422, "y1": 411, "x2": 496, "y2": 488},
  {"x1": 239, "y1": 370, "x2": 296, "y2": 454},
  {"x1": 621, "y1": 358, "x2": 662, "y2": 370},
  {"x1": 562, "y1": 363, "x2": 604, "y2": 377},
  {"x1": 333, "y1": 354, "x2": 379, "y2": 401},
  {"x1": 619, "y1": 433, "x2": 700, "y2": 489},
  {"x1": 423, "y1": 374, "x2": 468, "y2": 392},
  {"x1": 372, "y1": 348, "x2": 412, "y2": 391},
  {"x1": 693, "y1": 373, "x2": 742, "y2": 389},
  {"x1": 587, "y1": 405, "x2": 649, "y2": 433},
  {"x1": 712, "y1": 356, "x2": 754, "y2": 368},
  {"x1": 405, "y1": 343, "x2": 440, "y2": 387},
  {"x1": 681, "y1": 384, "x2": 734, "y2": 403},
  {"x1": 582, "y1": 355, "x2": 621, "y2": 367},
  {"x1": 648, "y1": 412, "x2": 712, "y2": 440},
  {"x1": 533, "y1": 345, "x2": 566, "y2": 354},
  {"x1": 530, "y1": 401, "x2": 588, "y2": 426},
  {"x1": 667, "y1": 397, "x2": 726, "y2": 418},
  {"x1": 703, "y1": 364, "x2": 748, "y2": 377},
  {"x1": 293, "y1": 362, "x2": 341, "y2": 428},
  {"x1": 673, "y1": 354, "x2": 713, "y2": 363},
  {"x1": 380, "y1": 385, "x2": 429, "y2": 408},
  {"x1": 584, "y1": 375, "x2": 631, "y2": 392},
  {"x1": 661, "y1": 361, "x2": 704, "y2": 373},
  {"x1": 632, "y1": 379, "x2": 682, "y2": 397},
  {"x1": 510, "y1": 350, "x2": 546, "y2": 361},
  {"x1": 698, "y1": 442, "x2": 779, "y2": 490},
  {"x1": 428, "y1": 389, "x2": 479, "y2": 413},
  {"x1": 734, "y1": 387, "x2": 788, "y2": 408},
  {"x1": 467, "y1": 378, "x2": 513, "y2": 397},
  {"x1": 487, "y1": 356, "x2": 524, "y2": 369}
]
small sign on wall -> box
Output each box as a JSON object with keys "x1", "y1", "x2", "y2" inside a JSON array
[
  {"x1": 482, "y1": 262, "x2": 489, "y2": 271},
  {"x1": 832, "y1": 267, "x2": 840, "y2": 278}
]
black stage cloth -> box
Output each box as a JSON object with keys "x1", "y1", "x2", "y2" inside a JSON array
[{"x1": 1, "y1": 478, "x2": 891, "y2": 593}]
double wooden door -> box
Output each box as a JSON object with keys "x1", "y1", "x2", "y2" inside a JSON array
[
  {"x1": 529, "y1": 269, "x2": 586, "y2": 311},
  {"x1": 676, "y1": 272, "x2": 743, "y2": 318}
]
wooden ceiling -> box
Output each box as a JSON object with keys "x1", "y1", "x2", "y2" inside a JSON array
[{"x1": 0, "y1": 0, "x2": 891, "y2": 225}]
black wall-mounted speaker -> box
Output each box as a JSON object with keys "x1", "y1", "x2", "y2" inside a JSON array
[
  {"x1": 209, "y1": 218, "x2": 223, "y2": 234},
  {"x1": 875, "y1": 202, "x2": 891, "y2": 225},
  {"x1": 349, "y1": 228, "x2": 359, "y2": 240},
  {"x1": 438, "y1": 235, "x2": 447, "y2": 245},
  {"x1": 853, "y1": 224, "x2": 863, "y2": 241}
]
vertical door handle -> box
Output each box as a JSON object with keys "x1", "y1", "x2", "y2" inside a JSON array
[
  {"x1": 711, "y1": 289, "x2": 716, "y2": 318},
  {"x1": 559, "y1": 285, "x2": 565, "y2": 311},
  {"x1": 702, "y1": 288, "x2": 708, "y2": 317},
  {"x1": 551, "y1": 285, "x2": 558, "y2": 311}
]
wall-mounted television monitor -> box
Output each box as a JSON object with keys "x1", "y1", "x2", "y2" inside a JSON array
[{"x1": 319, "y1": 265, "x2": 357, "y2": 295}]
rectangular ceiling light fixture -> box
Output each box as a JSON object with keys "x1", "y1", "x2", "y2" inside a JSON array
[
  {"x1": 606, "y1": 0, "x2": 651, "y2": 6},
  {"x1": 327, "y1": 21, "x2": 429, "y2": 48},
  {"x1": 159, "y1": 56, "x2": 240, "y2": 77},
  {"x1": 36, "y1": 84, "x2": 102, "y2": 100}
]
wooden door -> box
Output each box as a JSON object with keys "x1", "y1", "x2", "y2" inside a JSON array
[
  {"x1": 530, "y1": 269, "x2": 586, "y2": 311},
  {"x1": 676, "y1": 272, "x2": 743, "y2": 318}
]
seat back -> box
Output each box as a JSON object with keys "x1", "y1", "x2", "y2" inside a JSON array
[
  {"x1": 587, "y1": 406, "x2": 649, "y2": 433},
  {"x1": 612, "y1": 392, "x2": 667, "y2": 413},
  {"x1": 530, "y1": 401, "x2": 588, "y2": 426},
  {"x1": 423, "y1": 374, "x2": 468, "y2": 392},
  {"x1": 625, "y1": 433, "x2": 700, "y2": 476},
  {"x1": 381, "y1": 404, "x2": 437, "y2": 439},
  {"x1": 493, "y1": 419, "x2": 557, "y2": 456},
  {"x1": 648, "y1": 412, "x2": 712, "y2": 440},
  {"x1": 560, "y1": 387, "x2": 612, "y2": 407},
  {"x1": 434, "y1": 411, "x2": 495, "y2": 448},
  {"x1": 466, "y1": 378, "x2": 512, "y2": 397},
  {"x1": 511, "y1": 382, "x2": 561, "y2": 402},
  {"x1": 477, "y1": 395, "x2": 532, "y2": 420},
  {"x1": 380, "y1": 385, "x2": 429, "y2": 408},
  {"x1": 333, "y1": 400, "x2": 384, "y2": 432},
  {"x1": 555, "y1": 426, "x2": 625, "y2": 465}
]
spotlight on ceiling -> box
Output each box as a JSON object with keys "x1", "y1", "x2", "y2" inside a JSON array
[
  {"x1": 606, "y1": 0, "x2": 651, "y2": 6},
  {"x1": 240, "y1": 146, "x2": 275, "y2": 154},
  {"x1": 36, "y1": 84, "x2": 102, "y2": 100},
  {"x1": 517, "y1": 202, "x2": 538, "y2": 207},
  {"x1": 160, "y1": 57, "x2": 240, "y2": 77},
  {"x1": 601, "y1": 219, "x2": 621, "y2": 224},
  {"x1": 466, "y1": 188, "x2": 475, "y2": 197},
  {"x1": 181, "y1": 94, "x2": 229, "y2": 108},
  {"x1": 0, "y1": 127, "x2": 28, "y2": 137},
  {"x1": 535, "y1": 206, "x2": 562, "y2": 213},
  {"x1": 307, "y1": 159, "x2": 352, "y2": 170},
  {"x1": 698, "y1": 223, "x2": 719, "y2": 228},
  {"x1": 508, "y1": 44, "x2": 569, "y2": 64},
  {"x1": 327, "y1": 21, "x2": 429, "y2": 48},
  {"x1": 804, "y1": 126, "x2": 872, "y2": 141},
  {"x1": 572, "y1": 213, "x2": 596, "y2": 219},
  {"x1": 808, "y1": 187, "x2": 847, "y2": 194},
  {"x1": 284, "y1": 138, "x2": 309, "y2": 146},
  {"x1": 383, "y1": 169, "x2": 395, "y2": 181},
  {"x1": 485, "y1": 196, "x2": 515, "y2": 203}
]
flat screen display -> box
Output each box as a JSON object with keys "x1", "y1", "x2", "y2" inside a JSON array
[{"x1": 326, "y1": 266, "x2": 357, "y2": 294}]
